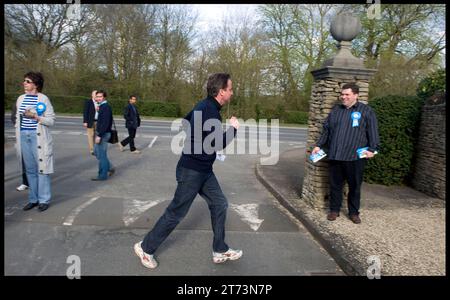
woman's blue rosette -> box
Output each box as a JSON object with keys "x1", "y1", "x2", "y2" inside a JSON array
[{"x1": 36, "y1": 102, "x2": 46, "y2": 116}]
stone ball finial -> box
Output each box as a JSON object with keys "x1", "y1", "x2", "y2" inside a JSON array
[{"x1": 330, "y1": 13, "x2": 362, "y2": 42}]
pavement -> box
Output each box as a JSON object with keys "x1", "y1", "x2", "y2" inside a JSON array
[
  {"x1": 4, "y1": 118, "x2": 344, "y2": 276},
  {"x1": 255, "y1": 147, "x2": 446, "y2": 276}
]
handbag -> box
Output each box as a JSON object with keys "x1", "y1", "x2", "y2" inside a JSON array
[{"x1": 109, "y1": 119, "x2": 119, "y2": 144}]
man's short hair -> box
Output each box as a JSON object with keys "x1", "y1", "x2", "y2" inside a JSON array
[
  {"x1": 342, "y1": 83, "x2": 359, "y2": 94},
  {"x1": 129, "y1": 95, "x2": 137, "y2": 100},
  {"x1": 207, "y1": 73, "x2": 231, "y2": 97},
  {"x1": 96, "y1": 90, "x2": 107, "y2": 98},
  {"x1": 24, "y1": 71, "x2": 44, "y2": 92}
]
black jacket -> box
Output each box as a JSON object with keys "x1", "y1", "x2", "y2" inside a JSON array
[
  {"x1": 124, "y1": 103, "x2": 141, "y2": 129},
  {"x1": 96, "y1": 101, "x2": 113, "y2": 138},
  {"x1": 83, "y1": 99, "x2": 96, "y2": 128}
]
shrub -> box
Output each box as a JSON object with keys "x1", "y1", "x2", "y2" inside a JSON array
[
  {"x1": 4, "y1": 93, "x2": 181, "y2": 118},
  {"x1": 284, "y1": 110, "x2": 309, "y2": 124},
  {"x1": 364, "y1": 95, "x2": 424, "y2": 185},
  {"x1": 417, "y1": 69, "x2": 446, "y2": 100}
]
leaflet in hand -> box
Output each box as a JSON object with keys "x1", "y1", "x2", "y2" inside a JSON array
[
  {"x1": 216, "y1": 153, "x2": 226, "y2": 162},
  {"x1": 310, "y1": 149, "x2": 327, "y2": 163},
  {"x1": 357, "y1": 147, "x2": 378, "y2": 158}
]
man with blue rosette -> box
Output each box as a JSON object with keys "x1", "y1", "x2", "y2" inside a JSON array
[{"x1": 311, "y1": 83, "x2": 380, "y2": 224}]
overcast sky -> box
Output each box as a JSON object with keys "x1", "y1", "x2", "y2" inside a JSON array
[{"x1": 192, "y1": 4, "x2": 259, "y2": 31}]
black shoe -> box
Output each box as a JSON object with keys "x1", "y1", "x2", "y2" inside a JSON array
[
  {"x1": 108, "y1": 168, "x2": 115, "y2": 176},
  {"x1": 38, "y1": 203, "x2": 49, "y2": 212},
  {"x1": 23, "y1": 202, "x2": 39, "y2": 211},
  {"x1": 90, "y1": 151, "x2": 95, "y2": 156},
  {"x1": 91, "y1": 177, "x2": 106, "y2": 181}
]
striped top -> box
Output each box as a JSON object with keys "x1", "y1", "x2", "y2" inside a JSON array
[
  {"x1": 19, "y1": 94, "x2": 39, "y2": 131},
  {"x1": 316, "y1": 101, "x2": 380, "y2": 161}
]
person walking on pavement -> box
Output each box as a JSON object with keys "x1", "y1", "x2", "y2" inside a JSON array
[
  {"x1": 311, "y1": 83, "x2": 380, "y2": 224},
  {"x1": 83, "y1": 90, "x2": 99, "y2": 156},
  {"x1": 91, "y1": 90, "x2": 115, "y2": 181},
  {"x1": 15, "y1": 71, "x2": 55, "y2": 212},
  {"x1": 11, "y1": 103, "x2": 29, "y2": 191},
  {"x1": 134, "y1": 73, "x2": 242, "y2": 269},
  {"x1": 118, "y1": 95, "x2": 141, "y2": 154}
]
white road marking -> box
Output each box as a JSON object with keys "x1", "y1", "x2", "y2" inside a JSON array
[
  {"x1": 4, "y1": 206, "x2": 22, "y2": 216},
  {"x1": 63, "y1": 197, "x2": 100, "y2": 226},
  {"x1": 123, "y1": 199, "x2": 165, "y2": 226},
  {"x1": 148, "y1": 136, "x2": 158, "y2": 148},
  {"x1": 230, "y1": 203, "x2": 264, "y2": 231}
]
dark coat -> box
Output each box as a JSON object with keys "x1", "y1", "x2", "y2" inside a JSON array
[
  {"x1": 124, "y1": 103, "x2": 141, "y2": 129},
  {"x1": 83, "y1": 99, "x2": 96, "y2": 128},
  {"x1": 96, "y1": 101, "x2": 113, "y2": 137}
]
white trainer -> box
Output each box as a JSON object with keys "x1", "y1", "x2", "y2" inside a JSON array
[
  {"x1": 131, "y1": 149, "x2": 141, "y2": 154},
  {"x1": 16, "y1": 184, "x2": 28, "y2": 191},
  {"x1": 118, "y1": 143, "x2": 124, "y2": 152},
  {"x1": 134, "y1": 242, "x2": 158, "y2": 269},
  {"x1": 212, "y1": 248, "x2": 243, "y2": 264}
]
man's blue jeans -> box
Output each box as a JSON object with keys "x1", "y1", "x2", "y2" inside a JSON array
[
  {"x1": 20, "y1": 130, "x2": 51, "y2": 204},
  {"x1": 142, "y1": 162, "x2": 229, "y2": 254},
  {"x1": 94, "y1": 132, "x2": 111, "y2": 180}
]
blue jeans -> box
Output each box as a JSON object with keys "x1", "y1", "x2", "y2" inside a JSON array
[
  {"x1": 20, "y1": 130, "x2": 51, "y2": 204},
  {"x1": 142, "y1": 162, "x2": 229, "y2": 254},
  {"x1": 94, "y1": 132, "x2": 112, "y2": 180}
]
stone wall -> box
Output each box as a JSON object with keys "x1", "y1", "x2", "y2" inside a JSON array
[
  {"x1": 412, "y1": 93, "x2": 446, "y2": 200},
  {"x1": 301, "y1": 74, "x2": 372, "y2": 209}
]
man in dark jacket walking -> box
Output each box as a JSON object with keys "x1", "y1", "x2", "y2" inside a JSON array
[
  {"x1": 118, "y1": 95, "x2": 141, "y2": 154},
  {"x1": 92, "y1": 90, "x2": 115, "y2": 181}
]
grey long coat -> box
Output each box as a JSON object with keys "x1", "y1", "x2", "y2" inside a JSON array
[{"x1": 15, "y1": 93, "x2": 55, "y2": 174}]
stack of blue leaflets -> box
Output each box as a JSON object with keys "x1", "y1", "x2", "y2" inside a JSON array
[
  {"x1": 357, "y1": 147, "x2": 378, "y2": 158},
  {"x1": 310, "y1": 149, "x2": 327, "y2": 163}
]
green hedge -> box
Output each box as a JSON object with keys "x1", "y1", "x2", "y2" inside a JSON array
[
  {"x1": 284, "y1": 110, "x2": 309, "y2": 124},
  {"x1": 417, "y1": 69, "x2": 446, "y2": 100},
  {"x1": 364, "y1": 95, "x2": 424, "y2": 185},
  {"x1": 4, "y1": 93, "x2": 180, "y2": 117}
]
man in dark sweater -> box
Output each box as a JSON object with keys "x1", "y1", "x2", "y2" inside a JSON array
[
  {"x1": 134, "y1": 73, "x2": 241, "y2": 269},
  {"x1": 92, "y1": 90, "x2": 115, "y2": 181}
]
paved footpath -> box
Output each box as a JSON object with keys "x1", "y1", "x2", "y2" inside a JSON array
[{"x1": 256, "y1": 147, "x2": 445, "y2": 276}]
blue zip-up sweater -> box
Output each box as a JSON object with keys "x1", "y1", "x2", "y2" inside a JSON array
[{"x1": 178, "y1": 96, "x2": 237, "y2": 173}]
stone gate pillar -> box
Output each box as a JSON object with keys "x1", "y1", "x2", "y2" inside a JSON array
[{"x1": 301, "y1": 14, "x2": 377, "y2": 209}]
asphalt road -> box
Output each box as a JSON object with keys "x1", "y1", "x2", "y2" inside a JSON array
[{"x1": 4, "y1": 115, "x2": 343, "y2": 276}]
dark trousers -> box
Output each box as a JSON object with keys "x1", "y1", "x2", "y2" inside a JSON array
[
  {"x1": 22, "y1": 156, "x2": 29, "y2": 186},
  {"x1": 120, "y1": 128, "x2": 136, "y2": 151},
  {"x1": 142, "y1": 162, "x2": 229, "y2": 254},
  {"x1": 328, "y1": 159, "x2": 366, "y2": 216}
]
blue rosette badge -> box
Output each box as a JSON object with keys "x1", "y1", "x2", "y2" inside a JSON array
[
  {"x1": 351, "y1": 111, "x2": 361, "y2": 127},
  {"x1": 36, "y1": 102, "x2": 46, "y2": 116}
]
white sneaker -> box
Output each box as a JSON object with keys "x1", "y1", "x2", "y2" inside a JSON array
[
  {"x1": 131, "y1": 150, "x2": 141, "y2": 154},
  {"x1": 212, "y1": 248, "x2": 243, "y2": 264},
  {"x1": 16, "y1": 184, "x2": 28, "y2": 191},
  {"x1": 118, "y1": 143, "x2": 124, "y2": 152},
  {"x1": 134, "y1": 242, "x2": 158, "y2": 269}
]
